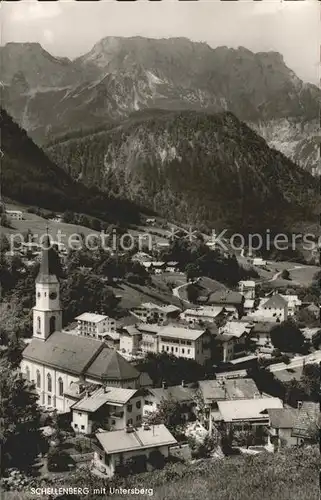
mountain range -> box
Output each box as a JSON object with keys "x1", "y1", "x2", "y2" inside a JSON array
[{"x1": 1, "y1": 37, "x2": 320, "y2": 174}]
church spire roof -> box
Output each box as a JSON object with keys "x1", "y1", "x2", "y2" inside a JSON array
[{"x1": 36, "y1": 233, "x2": 58, "y2": 283}]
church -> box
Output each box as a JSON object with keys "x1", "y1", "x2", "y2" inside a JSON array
[{"x1": 21, "y1": 236, "x2": 141, "y2": 413}]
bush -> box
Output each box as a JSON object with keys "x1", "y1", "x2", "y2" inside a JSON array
[{"x1": 47, "y1": 449, "x2": 75, "y2": 472}]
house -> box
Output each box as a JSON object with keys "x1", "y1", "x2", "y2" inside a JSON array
[
  {"x1": 238, "y1": 281, "x2": 256, "y2": 300},
  {"x1": 216, "y1": 397, "x2": 283, "y2": 430},
  {"x1": 250, "y1": 322, "x2": 276, "y2": 348},
  {"x1": 143, "y1": 382, "x2": 197, "y2": 421},
  {"x1": 136, "y1": 323, "x2": 161, "y2": 354},
  {"x1": 100, "y1": 331, "x2": 120, "y2": 350},
  {"x1": 119, "y1": 326, "x2": 142, "y2": 356},
  {"x1": 50, "y1": 215, "x2": 63, "y2": 223},
  {"x1": 304, "y1": 303, "x2": 319, "y2": 319},
  {"x1": 20, "y1": 236, "x2": 142, "y2": 414},
  {"x1": 5, "y1": 209, "x2": 23, "y2": 220},
  {"x1": 157, "y1": 325, "x2": 212, "y2": 364},
  {"x1": 252, "y1": 257, "x2": 267, "y2": 266},
  {"x1": 131, "y1": 252, "x2": 153, "y2": 264},
  {"x1": 215, "y1": 334, "x2": 237, "y2": 362},
  {"x1": 291, "y1": 402, "x2": 320, "y2": 443},
  {"x1": 180, "y1": 306, "x2": 225, "y2": 325},
  {"x1": 280, "y1": 294, "x2": 302, "y2": 316},
  {"x1": 267, "y1": 408, "x2": 301, "y2": 451},
  {"x1": 165, "y1": 261, "x2": 179, "y2": 273},
  {"x1": 75, "y1": 313, "x2": 117, "y2": 339},
  {"x1": 198, "y1": 378, "x2": 261, "y2": 430},
  {"x1": 218, "y1": 321, "x2": 253, "y2": 359},
  {"x1": 71, "y1": 386, "x2": 144, "y2": 434},
  {"x1": 93, "y1": 424, "x2": 177, "y2": 477},
  {"x1": 253, "y1": 294, "x2": 288, "y2": 322},
  {"x1": 130, "y1": 302, "x2": 181, "y2": 325},
  {"x1": 206, "y1": 290, "x2": 244, "y2": 318}
]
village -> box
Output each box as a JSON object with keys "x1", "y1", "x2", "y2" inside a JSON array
[{"x1": 0, "y1": 205, "x2": 320, "y2": 495}]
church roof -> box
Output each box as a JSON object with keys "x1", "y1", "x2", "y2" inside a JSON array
[
  {"x1": 36, "y1": 235, "x2": 58, "y2": 284},
  {"x1": 86, "y1": 347, "x2": 140, "y2": 381},
  {"x1": 23, "y1": 331, "x2": 139, "y2": 381}
]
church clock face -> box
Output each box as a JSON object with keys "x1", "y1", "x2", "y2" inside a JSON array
[{"x1": 50, "y1": 291, "x2": 57, "y2": 300}]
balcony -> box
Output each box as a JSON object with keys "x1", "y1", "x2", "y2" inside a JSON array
[{"x1": 110, "y1": 411, "x2": 124, "y2": 419}]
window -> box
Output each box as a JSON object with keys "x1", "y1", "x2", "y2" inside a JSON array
[
  {"x1": 187, "y1": 341, "x2": 192, "y2": 346},
  {"x1": 49, "y1": 316, "x2": 56, "y2": 334},
  {"x1": 37, "y1": 292, "x2": 41, "y2": 298},
  {"x1": 136, "y1": 415, "x2": 142, "y2": 422},
  {"x1": 187, "y1": 349, "x2": 190, "y2": 354},
  {"x1": 161, "y1": 346, "x2": 164, "y2": 351},
  {"x1": 182, "y1": 348, "x2": 185, "y2": 354},
  {"x1": 127, "y1": 404, "x2": 132, "y2": 412},
  {"x1": 47, "y1": 395, "x2": 51, "y2": 406},
  {"x1": 58, "y1": 377, "x2": 63, "y2": 396},
  {"x1": 166, "y1": 346, "x2": 169, "y2": 352},
  {"x1": 78, "y1": 412, "x2": 82, "y2": 417},
  {"x1": 175, "y1": 347, "x2": 178, "y2": 352},
  {"x1": 127, "y1": 419, "x2": 133, "y2": 426},
  {"x1": 111, "y1": 420, "x2": 116, "y2": 425},
  {"x1": 136, "y1": 400, "x2": 141, "y2": 409},
  {"x1": 171, "y1": 347, "x2": 174, "y2": 352},
  {"x1": 25, "y1": 366, "x2": 30, "y2": 381},
  {"x1": 47, "y1": 373, "x2": 52, "y2": 392},
  {"x1": 74, "y1": 423, "x2": 78, "y2": 428},
  {"x1": 81, "y1": 425, "x2": 85, "y2": 430},
  {"x1": 37, "y1": 316, "x2": 41, "y2": 331},
  {"x1": 36, "y1": 370, "x2": 41, "y2": 388}
]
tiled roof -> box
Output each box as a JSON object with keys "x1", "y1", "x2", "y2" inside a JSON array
[
  {"x1": 96, "y1": 424, "x2": 177, "y2": 454},
  {"x1": 148, "y1": 385, "x2": 197, "y2": 403},
  {"x1": 75, "y1": 313, "x2": 108, "y2": 323},
  {"x1": 23, "y1": 331, "x2": 139, "y2": 381},
  {"x1": 72, "y1": 387, "x2": 138, "y2": 412},
  {"x1": 199, "y1": 378, "x2": 259, "y2": 403},
  {"x1": 207, "y1": 290, "x2": 243, "y2": 306},
  {"x1": 23, "y1": 331, "x2": 103, "y2": 375},
  {"x1": 86, "y1": 347, "x2": 139, "y2": 381},
  {"x1": 157, "y1": 325, "x2": 205, "y2": 341},
  {"x1": 263, "y1": 294, "x2": 287, "y2": 309},
  {"x1": 267, "y1": 408, "x2": 300, "y2": 429},
  {"x1": 217, "y1": 397, "x2": 283, "y2": 422}
]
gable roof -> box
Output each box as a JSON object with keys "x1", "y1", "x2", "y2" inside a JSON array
[
  {"x1": 96, "y1": 424, "x2": 177, "y2": 454},
  {"x1": 148, "y1": 385, "x2": 197, "y2": 404},
  {"x1": 75, "y1": 312, "x2": 108, "y2": 323},
  {"x1": 23, "y1": 331, "x2": 139, "y2": 381},
  {"x1": 207, "y1": 290, "x2": 243, "y2": 306},
  {"x1": 199, "y1": 378, "x2": 259, "y2": 403},
  {"x1": 263, "y1": 294, "x2": 287, "y2": 309},
  {"x1": 23, "y1": 331, "x2": 103, "y2": 375},
  {"x1": 267, "y1": 408, "x2": 300, "y2": 429},
  {"x1": 72, "y1": 387, "x2": 138, "y2": 413},
  {"x1": 157, "y1": 325, "x2": 206, "y2": 341},
  {"x1": 217, "y1": 397, "x2": 283, "y2": 422}
]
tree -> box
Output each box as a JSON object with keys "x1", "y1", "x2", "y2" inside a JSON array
[
  {"x1": 186, "y1": 283, "x2": 199, "y2": 303},
  {"x1": 300, "y1": 364, "x2": 320, "y2": 400},
  {"x1": 145, "y1": 397, "x2": 186, "y2": 437},
  {"x1": 270, "y1": 319, "x2": 306, "y2": 354},
  {"x1": 0, "y1": 234, "x2": 10, "y2": 253},
  {"x1": 0, "y1": 366, "x2": 43, "y2": 473},
  {"x1": 281, "y1": 269, "x2": 291, "y2": 280},
  {"x1": 185, "y1": 263, "x2": 201, "y2": 282}
]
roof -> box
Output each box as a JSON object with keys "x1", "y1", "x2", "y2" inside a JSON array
[
  {"x1": 267, "y1": 408, "x2": 300, "y2": 429},
  {"x1": 137, "y1": 323, "x2": 162, "y2": 335},
  {"x1": 23, "y1": 331, "x2": 103, "y2": 375},
  {"x1": 239, "y1": 281, "x2": 256, "y2": 287},
  {"x1": 251, "y1": 322, "x2": 276, "y2": 334},
  {"x1": 221, "y1": 321, "x2": 252, "y2": 338},
  {"x1": 183, "y1": 306, "x2": 224, "y2": 318},
  {"x1": 148, "y1": 385, "x2": 197, "y2": 403},
  {"x1": 75, "y1": 313, "x2": 108, "y2": 323},
  {"x1": 157, "y1": 325, "x2": 206, "y2": 341},
  {"x1": 292, "y1": 402, "x2": 320, "y2": 438},
  {"x1": 166, "y1": 261, "x2": 179, "y2": 266},
  {"x1": 96, "y1": 424, "x2": 177, "y2": 454},
  {"x1": 160, "y1": 305, "x2": 181, "y2": 314},
  {"x1": 86, "y1": 347, "x2": 140, "y2": 381},
  {"x1": 263, "y1": 294, "x2": 287, "y2": 309},
  {"x1": 229, "y1": 354, "x2": 258, "y2": 365},
  {"x1": 217, "y1": 397, "x2": 283, "y2": 422},
  {"x1": 199, "y1": 378, "x2": 259, "y2": 403},
  {"x1": 72, "y1": 387, "x2": 138, "y2": 412},
  {"x1": 207, "y1": 290, "x2": 243, "y2": 306},
  {"x1": 23, "y1": 331, "x2": 139, "y2": 381},
  {"x1": 36, "y1": 235, "x2": 58, "y2": 284}
]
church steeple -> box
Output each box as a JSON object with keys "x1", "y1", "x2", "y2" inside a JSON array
[{"x1": 33, "y1": 232, "x2": 62, "y2": 340}]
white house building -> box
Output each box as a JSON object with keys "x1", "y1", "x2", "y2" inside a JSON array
[
  {"x1": 93, "y1": 424, "x2": 177, "y2": 477},
  {"x1": 75, "y1": 312, "x2": 116, "y2": 339},
  {"x1": 5, "y1": 209, "x2": 23, "y2": 220},
  {"x1": 157, "y1": 325, "x2": 212, "y2": 365}
]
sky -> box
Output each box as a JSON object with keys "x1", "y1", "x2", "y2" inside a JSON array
[{"x1": 1, "y1": 0, "x2": 320, "y2": 84}]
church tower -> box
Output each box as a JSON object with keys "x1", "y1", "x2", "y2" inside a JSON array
[{"x1": 32, "y1": 235, "x2": 62, "y2": 340}]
